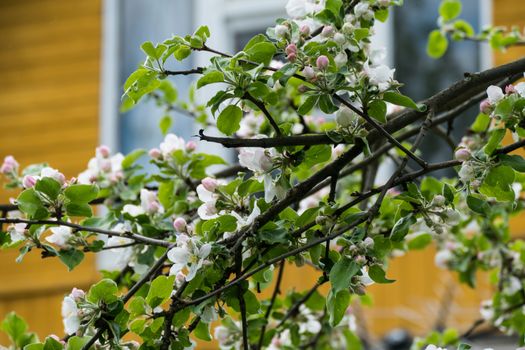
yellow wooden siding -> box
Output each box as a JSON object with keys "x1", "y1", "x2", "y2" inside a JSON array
[{"x1": 0, "y1": 0, "x2": 101, "y2": 343}]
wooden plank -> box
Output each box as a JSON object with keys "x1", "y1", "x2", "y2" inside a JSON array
[{"x1": 0, "y1": 0, "x2": 101, "y2": 343}]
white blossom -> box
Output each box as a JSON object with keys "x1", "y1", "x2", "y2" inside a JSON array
[
  {"x1": 237, "y1": 112, "x2": 263, "y2": 138},
  {"x1": 354, "y1": 2, "x2": 374, "y2": 20},
  {"x1": 78, "y1": 151, "x2": 124, "y2": 185},
  {"x1": 515, "y1": 82, "x2": 525, "y2": 97},
  {"x1": 357, "y1": 267, "x2": 375, "y2": 286},
  {"x1": 8, "y1": 223, "x2": 26, "y2": 243},
  {"x1": 122, "y1": 189, "x2": 163, "y2": 217},
  {"x1": 61, "y1": 296, "x2": 80, "y2": 334},
  {"x1": 480, "y1": 300, "x2": 494, "y2": 320},
  {"x1": 160, "y1": 133, "x2": 186, "y2": 159},
  {"x1": 231, "y1": 202, "x2": 261, "y2": 229},
  {"x1": 285, "y1": 0, "x2": 324, "y2": 18},
  {"x1": 335, "y1": 105, "x2": 356, "y2": 128},
  {"x1": 238, "y1": 148, "x2": 282, "y2": 202},
  {"x1": 434, "y1": 249, "x2": 453, "y2": 269},
  {"x1": 168, "y1": 235, "x2": 212, "y2": 281},
  {"x1": 46, "y1": 226, "x2": 73, "y2": 248},
  {"x1": 122, "y1": 204, "x2": 145, "y2": 217},
  {"x1": 425, "y1": 345, "x2": 445, "y2": 350},
  {"x1": 364, "y1": 62, "x2": 395, "y2": 91},
  {"x1": 486, "y1": 85, "x2": 504, "y2": 104}
]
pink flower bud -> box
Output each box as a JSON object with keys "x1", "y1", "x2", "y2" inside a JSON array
[
  {"x1": 316, "y1": 55, "x2": 329, "y2": 70},
  {"x1": 146, "y1": 201, "x2": 160, "y2": 214},
  {"x1": 96, "y1": 145, "x2": 111, "y2": 158},
  {"x1": 300, "y1": 25, "x2": 310, "y2": 36},
  {"x1": 1, "y1": 156, "x2": 18, "y2": 174},
  {"x1": 471, "y1": 179, "x2": 481, "y2": 190},
  {"x1": 355, "y1": 255, "x2": 366, "y2": 264},
  {"x1": 363, "y1": 237, "x2": 374, "y2": 249},
  {"x1": 321, "y1": 25, "x2": 334, "y2": 37},
  {"x1": 149, "y1": 148, "x2": 162, "y2": 159},
  {"x1": 201, "y1": 177, "x2": 218, "y2": 192},
  {"x1": 505, "y1": 84, "x2": 516, "y2": 95},
  {"x1": 287, "y1": 52, "x2": 297, "y2": 62},
  {"x1": 22, "y1": 175, "x2": 36, "y2": 188},
  {"x1": 185, "y1": 141, "x2": 197, "y2": 152},
  {"x1": 285, "y1": 43, "x2": 297, "y2": 56},
  {"x1": 455, "y1": 148, "x2": 471, "y2": 162},
  {"x1": 56, "y1": 173, "x2": 66, "y2": 186},
  {"x1": 175, "y1": 271, "x2": 186, "y2": 286},
  {"x1": 173, "y1": 217, "x2": 187, "y2": 232},
  {"x1": 70, "y1": 288, "x2": 85, "y2": 300},
  {"x1": 479, "y1": 99, "x2": 492, "y2": 114},
  {"x1": 302, "y1": 66, "x2": 315, "y2": 80}
]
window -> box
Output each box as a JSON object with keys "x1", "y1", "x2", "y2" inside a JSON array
[{"x1": 393, "y1": 0, "x2": 491, "y2": 171}]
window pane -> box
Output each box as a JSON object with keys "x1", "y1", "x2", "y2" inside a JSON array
[{"x1": 394, "y1": 0, "x2": 481, "y2": 169}]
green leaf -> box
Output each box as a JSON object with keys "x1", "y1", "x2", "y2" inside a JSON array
[
  {"x1": 217, "y1": 105, "x2": 243, "y2": 136},
  {"x1": 87, "y1": 279, "x2": 118, "y2": 304},
  {"x1": 407, "y1": 233, "x2": 433, "y2": 250},
  {"x1": 443, "y1": 183, "x2": 455, "y2": 203},
  {"x1": 494, "y1": 97, "x2": 514, "y2": 118},
  {"x1": 319, "y1": 95, "x2": 338, "y2": 114},
  {"x1": 194, "y1": 320, "x2": 212, "y2": 341},
  {"x1": 325, "y1": 0, "x2": 343, "y2": 16},
  {"x1": 439, "y1": 0, "x2": 462, "y2": 21},
  {"x1": 43, "y1": 336, "x2": 65, "y2": 350},
  {"x1": 499, "y1": 154, "x2": 525, "y2": 172},
  {"x1": 1, "y1": 312, "x2": 27, "y2": 346},
  {"x1": 453, "y1": 19, "x2": 475, "y2": 37},
  {"x1": 141, "y1": 41, "x2": 159, "y2": 59},
  {"x1": 471, "y1": 113, "x2": 490, "y2": 132},
  {"x1": 466, "y1": 195, "x2": 490, "y2": 215},
  {"x1": 245, "y1": 42, "x2": 276, "y2": 66},
  {"x1": 327, "y1": 289, "x2": 350, "y2": 327},
  {"x1": 122, "y1": 149, "x2": 146, "y2": 169},
  {"x1": 329, "y1": 256, "x2": 359, "y2": 292},
  {"x1": 484, "y1": 128, "x2": 506, "y2": 155},
  {"x1": 146, "y1": 275, "x2": 175, "y2": 308},
  {"x1": 427, "y1": 30, "x2": 449, "y2": 58},
  {"x1": 35, "y1": 177, "x2": 62, "y2": 202},
  {"x1": 159, "y1": 115, "x2": 172, "y2": 136},
  {"x1": 65, "y1": 202, "x2": 93, "y2": 217},
  {"x1": 368, "y1": 265, "x2": 395, "y2": 284},
  {"x1": 64, "y1": 184, "x2": 99, "y2": 204},
  {"x1": 121, "y1": 69, "x2": 161, "y2": 112},
  {"x1": 303, "y1": 145, "x2": 331, "y2": 167},
  {"x1": 368, "y1": 100, "x2": 387, "y2": 123},
  {"x1": 174, "y1": 45, "x2": 191, "y2": 61},
  {"x1": 197, "y1": 71, "x2": 224, "y2": 89},
  {"x1": 382, "y1": 91, "x2": 424, "y2": 111},
  {"x1": 298, "y1": 96, "x2": 318, "y2": 115},
  {"x1": 390, "y1": 214, "x2": 416, "y2": 242},
  {"x1": 480, "y1": 165, "x2": 516, "y2": 202},
  {"x1": 375, "y1": 8, "x2": 389, "y2": 22},
  {"x1": 66, "y1": 336, "x2": 90, "y2": 350},
  {"x1": 17, "y1": 189, "x2": 49, "y2": 220},
  {"x1": 59, "y1": 249, "x2": 85, "y2": 271}
]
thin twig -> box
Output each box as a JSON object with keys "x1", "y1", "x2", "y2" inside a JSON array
[{"x1": 257, "y1": 261, "x2": 285, "y2": 350}]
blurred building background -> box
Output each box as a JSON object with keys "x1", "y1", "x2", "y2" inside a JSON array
[{"x1": 0, "y1": 0, "x2": 524, "y2": 347}]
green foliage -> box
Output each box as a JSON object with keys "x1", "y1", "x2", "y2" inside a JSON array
[{"x1": 217, "y1": 105, "x2": 243, "y2": 136}]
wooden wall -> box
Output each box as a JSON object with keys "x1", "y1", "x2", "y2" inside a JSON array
[{"x1": 0, "y1": 0, "x2": 101, "y2": 343}]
